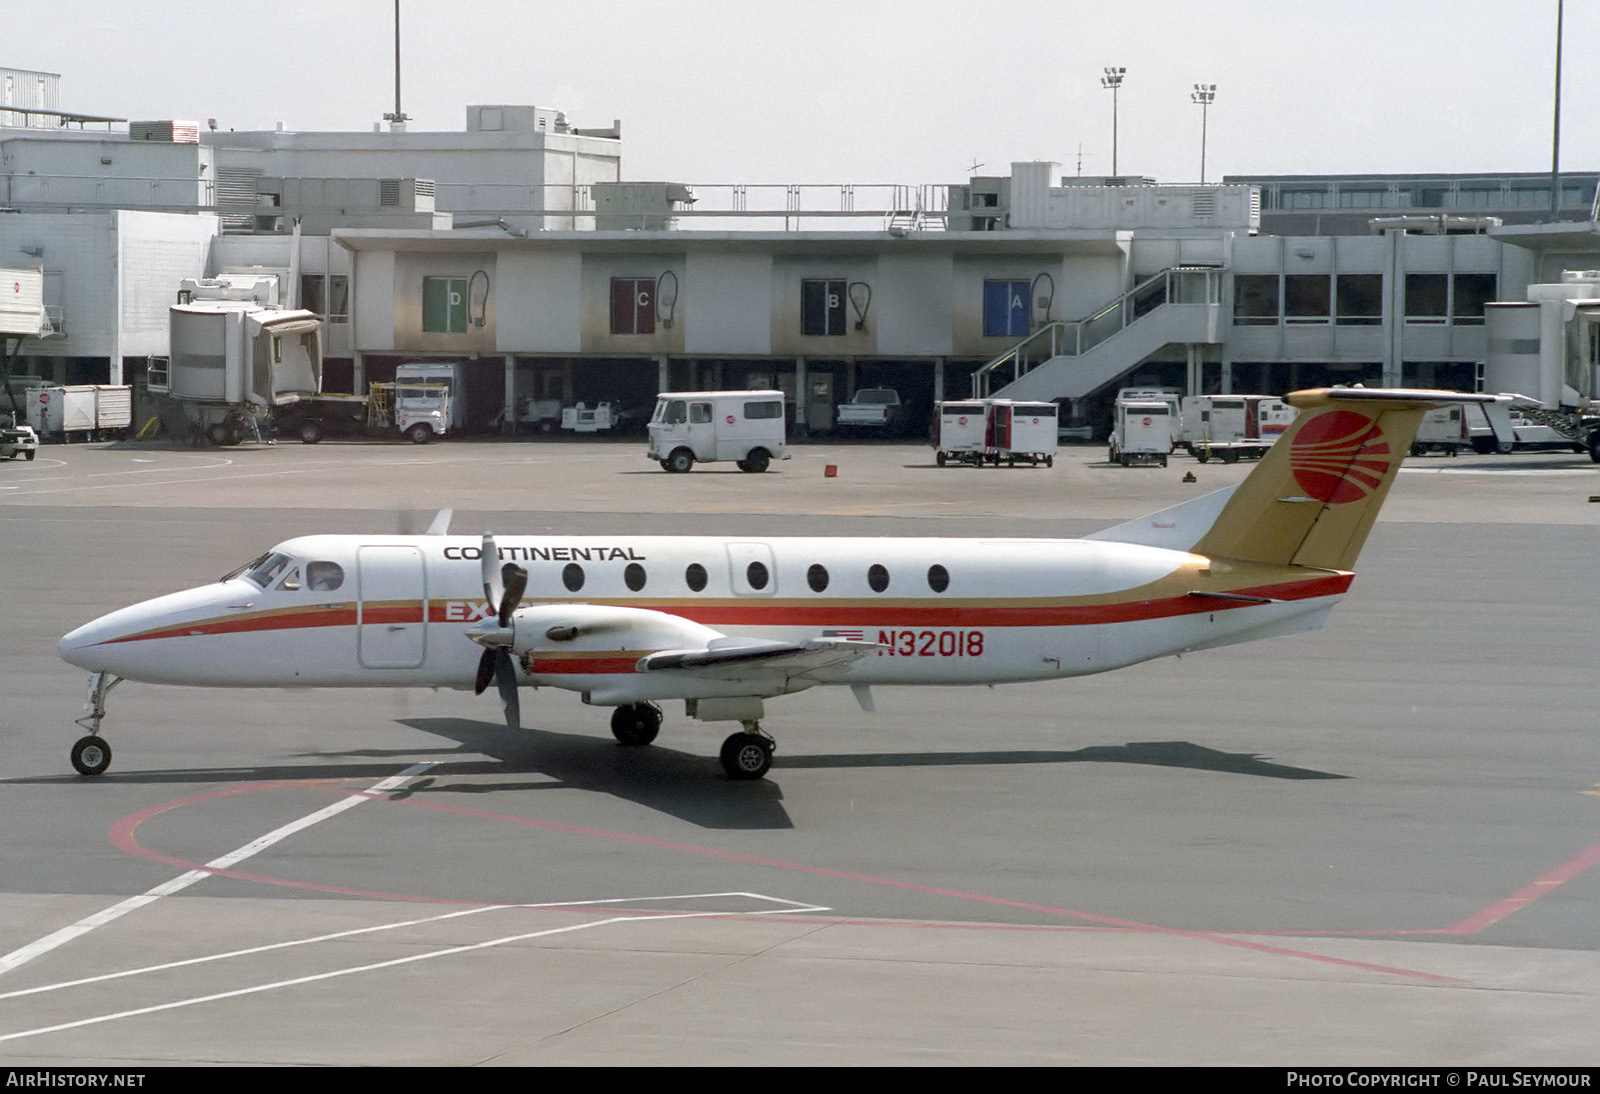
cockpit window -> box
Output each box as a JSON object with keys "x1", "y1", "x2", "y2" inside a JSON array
[
  {"x1": 220, "y1": 552, "x2": 270, "y2": 584},
  {"x1": 276, "y1": 567, "x2": 301, "y2": 591},
  {"x1": 306, "y1": 561, "x2": 345, "y2": 592},
  {"x1": 241, "y1": 552, "x2": 293, "y2": 589}
]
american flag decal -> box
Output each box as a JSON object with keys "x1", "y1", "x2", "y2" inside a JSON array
[{"x1": 822, "y1": 628, "x2": 865, "y2": 641}]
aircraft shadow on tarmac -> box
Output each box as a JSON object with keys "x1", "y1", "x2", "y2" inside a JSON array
[{"x1": 13, "y1": 726, "x2": 1343, "y2": 832}]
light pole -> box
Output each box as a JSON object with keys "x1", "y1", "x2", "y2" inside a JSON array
[
  {"x1": 1192, "y1": 83, "x2": 1216, "y2": 184},
  {"x1": 1101, "y1": 67, "x2": 1126, "y2": 176}
]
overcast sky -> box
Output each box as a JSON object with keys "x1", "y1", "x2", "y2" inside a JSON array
[{"x1": 4, "y1": 0, "x2": 1593, "y2": 186}]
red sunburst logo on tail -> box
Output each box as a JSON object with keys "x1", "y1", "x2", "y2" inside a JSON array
[{"x1": 1290, "y1": 410, "x2": 1391, "y2": 504}]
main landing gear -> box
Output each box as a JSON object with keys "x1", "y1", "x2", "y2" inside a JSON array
[
  {"x1": 718, "y1": 722, "x2": 775, "y2": 781},
  {"x1": 70, "y1": 672, "x2": 121, "y2": 777},
  {"x1": 612, "y1": 703, "x2": 776, "y2": 780},
  {"x1": 610, "y1": 702, "x2": 662, "y2": 747}
]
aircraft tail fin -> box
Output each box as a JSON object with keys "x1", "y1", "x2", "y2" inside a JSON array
[{"x1": 1189, "y1": 387, "x2": 1491, "y2": 571}]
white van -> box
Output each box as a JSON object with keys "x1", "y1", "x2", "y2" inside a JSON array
[{"x1": 648, "y1": 390, "x2": 788, "y2": 472}]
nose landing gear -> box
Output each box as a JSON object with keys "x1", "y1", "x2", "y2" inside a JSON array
[{"x1": 70, "y1": 672, "x2": 121, "y2": 777}]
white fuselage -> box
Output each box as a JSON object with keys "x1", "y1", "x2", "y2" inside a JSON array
[{"x1": 58, "y1": 533, "x2": 1348, "y2": 702}]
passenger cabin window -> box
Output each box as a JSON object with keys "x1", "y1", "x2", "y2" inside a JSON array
[
  {"x1": 868, "y1": 564, "x2": 889, "y2": 593},
  {"x1": 562, "y1": 564, "x2": 585, "y2": 592},
  {"x1": 685, "y1": 563, "x2": 708, "y2": 592},
  {"x1": 807, "y1": 564, "x2": 829, "y2": 592},
  {"x1": 746, "y1": 561, "x2": 770, "y2": 590},
  {"x1": 927, "y1": 564, "x2": 949, "y2": 593},
  {"x1": 625, "y1": 563, "x2": 646, "y2": 592}
]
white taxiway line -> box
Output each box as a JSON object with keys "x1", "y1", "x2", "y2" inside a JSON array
[
  {"x1": 0, "y1": 892, "x2": 828, "y2": 1004},
  {"x1": 0, "y1": 909, "x2": 730, "y2": 1044},
  {"x1": 0, "y1": 762, "x2": 437, "y2": 978}
]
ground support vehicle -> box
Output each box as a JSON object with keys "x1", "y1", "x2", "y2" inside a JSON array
[
  {"x1": 26, "y1": 384, "x2": 132, "y2": 442},
  {"x1": 0, "y1": 414, "x2": 38, "y2": 459},
  {"x1": 1111, "y1": 400, "x2": 1172, "y2": 467},
  {"x1": 562, "y1": 402, "x2": 617, "y2": 433},
  {"x1": 1107, "y1": 386, "x2": 1180, "y2": 463},
  {"x1": 1179, "y1": 395, "x2": 1295, "y2": 463},
  {"x1": 272, "y1": 383, "x2": 453, "y2": 445},
  {"x1": 497, "y1": 396, "x2": 563, "y2": 433},
  {"x1": 394, "y1": 362, "x2": 469, "y2": 433},
  {"x1": 648, "y1": 390, "x2": 787, "y2": 472},
  {"x1": 1410, "y1": 405, "x2": 1473, "y2": 456},
  {"x1": 836, "y1": 387, "x2": 905, "y2": 434},
  {"x1": 987, "y1": 399, "x2": 1057, "y2": 466},
  {"x1": 931, "y1": 400, "x2": 989, "y2": 466}
]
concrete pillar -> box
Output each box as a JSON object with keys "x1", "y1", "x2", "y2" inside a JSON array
[
  {"x1": 561, "y1": 359, "x2": 574, "y2": 402},
  {"x1": 713, "y1": 360, "x2": 724, "y2": 389},
  {"x1": 657, "y1": 354, "x2": 670, "y2": 393},
  {"x1": 502, "y1": 355, "x2": 516, "y2": 434},
  {"x1": 794, "y1": 356, "x2": 808, "y2": 438},
  {"x1": 1220, "y1": 352, "x2": 1233, "y2": 395},
  {"x1": 352, "y1": 351, "x2": 365, "y2": 394},
  {"x1": 933, "y1": 357, "x2": 945, "y2": 404},
  {"x1": 845, "y1": 358, "x2": 857, "y2": 398}
]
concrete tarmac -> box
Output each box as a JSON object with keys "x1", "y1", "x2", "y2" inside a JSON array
[{"x1": 0, "y1": 438, "x2": 1597, "y2": 1066}]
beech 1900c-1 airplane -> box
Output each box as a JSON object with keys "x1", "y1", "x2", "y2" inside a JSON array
[{"x1": 58, "y1": 388, "x2": 1488, "y2": 781}]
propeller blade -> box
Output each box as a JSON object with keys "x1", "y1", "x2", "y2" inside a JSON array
[
  {"x1": 474, "y1": 648, "x2": 497, "y2": 696},
  {"x1": 495, "y1": 648, "x2": 521, "y2": 732},
  {"x1": 498, "y1": 564, "x2": 527, "y2": 627},
  {"x1": 481, "y1": 532, "x2": 501, "y2": 606}
]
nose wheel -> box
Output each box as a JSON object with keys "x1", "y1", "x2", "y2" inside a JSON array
[
  {"x1": 719, "y1": 723, "x2": 775, "y2": 780},
  {"x1": 71, "y1": 736, "x2": 112, "y2": 777}
]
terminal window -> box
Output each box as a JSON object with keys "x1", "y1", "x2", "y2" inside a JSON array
[
  {"x1": 1233, "y1": 275, "x2": 1279, "y2": 325},
  {"x1": 1336, "y1": 275, "x2": 1383, "y2": 325}
]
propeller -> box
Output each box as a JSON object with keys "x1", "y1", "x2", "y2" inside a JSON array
[{"x1": 465, "y1": 532, "x2": 528, "y2": 731}]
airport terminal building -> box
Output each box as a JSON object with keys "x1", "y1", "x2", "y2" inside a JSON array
[{"x1": 5, "y1": 64, "x2": 1600, "y2": 436}]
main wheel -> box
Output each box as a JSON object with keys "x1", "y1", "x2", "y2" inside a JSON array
[
  {"x1": 740, "y1": 448, "x2": 770, "y2": 473},
  {"x1": 666, "y1": 448, "x2": 694, "y2": 473},
  {"x1": 719, "y1": 733, "x2": 773, "y2": 780},
  {"x1": 71, "y1": 735, "x2": 111, "y2": 777},
  {"x1": 610, "y1": 703, "x2": 662, "y2": 747},
  {"x1": 299, "y1": 421, "x2": 324, "y2": 444},
  {"x1": 407, "y1": 423, "x2": 432, "y2": 445}
]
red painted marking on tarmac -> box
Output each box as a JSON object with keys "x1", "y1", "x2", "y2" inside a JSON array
[
  {"x1": 114, "y1": 783, "x2": 1598, "y2": 981},
  {"x1": 108, "y1": 780, "x2": 1455, "y2": 982},
  {"x1": 1441, "y1": 839, "x2": 1600, "y2": 936}
]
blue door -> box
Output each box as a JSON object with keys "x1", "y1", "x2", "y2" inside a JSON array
[{"x1": 983, "y1": 279, "x2": 1031, "y2": 337}]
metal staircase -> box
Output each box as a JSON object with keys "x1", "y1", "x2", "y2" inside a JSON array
[{"x1": 971, "y1": 267, "x2": 1224, "y2": 401}]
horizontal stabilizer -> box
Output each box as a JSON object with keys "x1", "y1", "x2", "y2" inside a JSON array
[{"x1": 1087, "y1": 485, "x2": 1238, "y2": 552}]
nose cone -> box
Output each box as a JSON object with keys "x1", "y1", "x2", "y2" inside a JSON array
[{"x1": 58, "y1": 583, "x2": 247, "y2": 680}]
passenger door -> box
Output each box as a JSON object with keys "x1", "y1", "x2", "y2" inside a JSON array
[{"x1": 357, "y1": 545, "x2": 427, "y2": 669}]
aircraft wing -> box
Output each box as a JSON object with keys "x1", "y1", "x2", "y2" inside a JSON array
[{"x1": 637, "y1": 636, "x2": 883, "y2": 681}]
